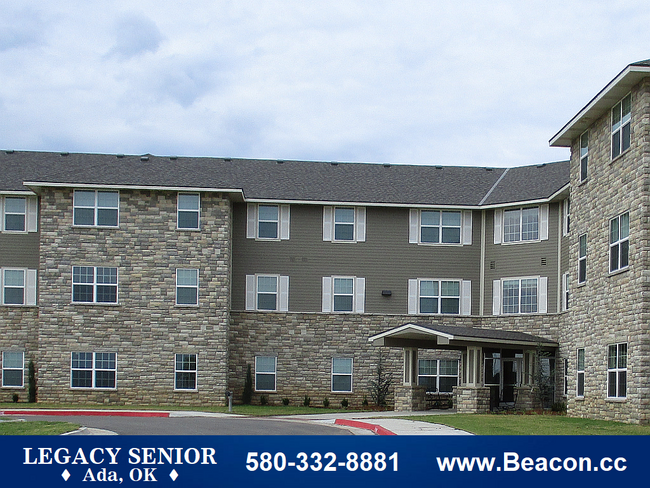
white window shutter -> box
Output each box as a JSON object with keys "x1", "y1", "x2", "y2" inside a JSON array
[
  {"x1": 540, "y1": 204, "x2": 549, "y2": 241},
  {"x1": 356, "y1": 207, "x2": 366, "y2": 242},
  {"x1": 322, "y1": 277, "x2": 332, "y2": 312},
  {"x1": 245, "y1": 275, "x2": 256, "y2": 310},
  {"x1": 492, "y1": 280, "x2": 501, "y2": 315},
  {"x1": 461, "y1": 280, "x2": 471, "y2": 315},
  {"x1": 26, "y1": 269, "x2": 37, "y2": 306},
  {"x1": 538, "y1": 276, "x2": 548, "y2": 313},
  {"x1": 279, "y1": 276, "x2": 289, "y2": 311},
  {"x1": 494, "y1": 209, "x2": 502, "y2": 244},
  {"x1": 323, "y1": 207, "x2": 333, "y2": 241},
  {"x1": 27, "y1": 196, "x2": 38, "y2": 232},
  {"x1": 561, "y1": 273, "x2": 567, "y2": 312},
  {"x1": 280, "y1": 205, "x2": 290, "y2": 240},
  {"x1": 355, "y1": 277, "x2": 365, "y2": 313},
  {"x1": 408, "y1": 279, "x2": 418, "y2": 314},
  {"x1": 246, "y1": 204, "x2": 257, "y2": 239},
  {"x1": 463, "y1": 211, "x2": 472, "y2": 245},
  {"x1": 409, "y1": 209, "x2": 419, "y2": 243}
]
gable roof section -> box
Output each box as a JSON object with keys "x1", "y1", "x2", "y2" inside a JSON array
[
  {"x1": 550, "y1": 60, "x2": 650, "y2": 147},
  {"x1": 1, "y1": 150, "x2": 569, "y2": 207}
]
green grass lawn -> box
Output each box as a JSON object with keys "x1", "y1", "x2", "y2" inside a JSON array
[
  {"x1": 407, "y1": 413, "x2": 650, "y2": 435},
  {"x1": 0, "y1": 420, "x2": 80, "y2": 435}
]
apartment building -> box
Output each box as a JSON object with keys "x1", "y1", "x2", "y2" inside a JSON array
[{"x1": 1, "y1": 60, "x2": 648, "y2": 422}]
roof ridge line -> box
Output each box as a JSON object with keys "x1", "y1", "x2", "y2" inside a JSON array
[{"x1": 478, "y1": 167, "x2": 509, "y2": 205}]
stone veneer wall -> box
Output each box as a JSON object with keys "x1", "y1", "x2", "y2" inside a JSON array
[
  {"x1": 0, "y1": 308, "x2": 39, "y2": 403},
  {"x1": 36, "y1": 188, "x2": 231, "y2": 406},
  {"x1": 229, "y1": 312, "x2": 562, "y2": 407},
  {"x1": 394, "y1": 385, "x2": 427, "y2": 411},
  {"x1": 564, "y1": 78, "x2": 650, "y2": 424},
  {"x1": 455, "y1": 387, "x2": 490, "y2": 414}
]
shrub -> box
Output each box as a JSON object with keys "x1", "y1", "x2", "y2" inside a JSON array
[
  {"x1": 362, "y1": 396, "x2": 369, "y2": 407},
  {"x1": 282, "y1": 398, "x2": 290, "y2": 406},
  {"x1": 340, "y1": 398, "x2": 349, "y2": 408},
  {"x1": 370, "y1": 351, "x2": 392, "y2": 407},
  {"x1": 323, "y1": 397, "x2": 330, "y2": 408},
  {"x1": 260, "y1": 395, "x2": 268, "y2": 406},
  {"x1": 242, "y1": 364, "x2": 253, "y2": 405},
  {"x1": 28, "y1": 359, "x2": 36, "y2": 403},
  {"x1": 303, "y1": 395, "x2": 311, "y2": 407},
  {"x1": 551, "y1": 402, "x2": 567, "y2": 414},
  {"x1": 12, "y1": 393, "x2": 19, "y2": 403}
]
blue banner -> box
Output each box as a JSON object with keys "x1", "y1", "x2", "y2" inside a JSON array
[{"x1": 1, "y1": 436, "x2": 647, "y2": 487}]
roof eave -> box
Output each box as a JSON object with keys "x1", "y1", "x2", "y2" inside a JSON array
[{"x1": 550, "y1": 65, "x2": 650, "y2": 147}]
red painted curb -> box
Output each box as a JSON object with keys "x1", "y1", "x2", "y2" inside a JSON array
[
  {"x1": 334, "y1": 418, "x2": 396, "y2": 435},
  {"x1": 1, "y1": 410, "x2": 169, "y2": 418}
]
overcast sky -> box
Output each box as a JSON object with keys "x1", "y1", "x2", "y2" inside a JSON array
[{"x1": 1, "y1": 1, "x2": 649, "y2": 168}]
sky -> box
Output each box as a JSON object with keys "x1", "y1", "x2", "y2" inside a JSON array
[{"x1": 1, "y1": 1, "x2": 649, "y2": 168}]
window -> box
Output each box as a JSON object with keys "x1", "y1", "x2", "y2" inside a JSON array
[
  {"x1": 578, "y1": 234, "x2": 587, "y2": 283},
  {"x1": 409, "y1": 209, "x2": 471, "y2": 245},
  {"x1": 332, "y1": 358, "x2": 353, "y2": 392},
  {"x1": 3, "y1": 197, "x2": 25, "y2": 231},
  {"x1": 177, "y1": 193, "x2": 200, "y2": 230},
  {"x1": 612, "y1": 94, "x2": 631, "y2": 159},
  {"x1": 255, "y1": 356, "x2": 276, "y2": 391},
  {"x1": 418, "y1": 359, "x2": 459, "y2": 392},
  {"x1": 580, "y1": 131, "x2": 588, "y2": 182},
  {"x1": 322, "y1": 276, "x2": 365, "y2": 313},
  {"x1": 73, "y1": 190, "x2": 119, "y2": 227},
  {"x1": 72, "y1": 266, "x2": 118, "y2": 303},
  {"x1": 247, "y1": 204, "x2": 290, "y2": 240},
  {"x1": 176, "y1": 269, "x2": 199, "y2": 306},
  {"x1": 419, "y1": 280, "x2": 460, "y2": 314},
  {"x1": 71, "y1": 352, "x2": 116, "y2": 389},
  {"x1": 610, "y1": 212, "x2": 629, "y2": 272},
  {"x1": 2, "y1": 351, "x2": 24, "y2": 387},
  {"x1": 576, "y1": 348, "x2": 585, "y2": 398},
  {"x1": 493, "y1": 277, "x2": 548, "y2": 315},
  {"x1": 562, "y1": 272, "x2": 570, "y2": 311},
  {"x1": 245, "y1": 275, "x2": 289, "y2": 311},
  {"x1": 563, "y1": 199, "x2": 570, "y2": 236},
  {"x1": 2, "y1": 269, "x2": 24, "y2": 305},
  {"x1": 322, "y1": 206, "x2": 365, "y2": 243},
  {"x1": 504, "y1": 207, "x2": 538, "y2": 242},
  {"x1": 175, "y1": 354, "x2": 197, "y2": 390},
  {"x1": 607, "y1": 343, "x2": 627, "y2": 399}
]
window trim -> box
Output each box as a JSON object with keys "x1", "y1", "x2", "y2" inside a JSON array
[
  {"x1": 493, "y1": 276, "x2": 547, "y2": 315},
  {"x1": 417, "y1": 279, "x2": 461, "y2": 315},
  {"x1": 578, "y1": 234, "x2": 587, "y2": 284},
  {"x1": 576, "y1": 348, "x2": 585, "y2": 398},
  {"x1": 176, "y1": 268, "x2": 199, "y2": 307},
  {"x1": 409, "y1": 209, "x2": 472, "y2": 246},
  {"x1": 70, "y1": 352, "x2": 117, "y2": 390},
  {"x1": 1, "y1": 268, "x2": 37, "y2": 307},
  {"x1": 245, "y1": 274, "x2": 289, "y2": 312},
  {"x1": 71, "y1": 266, "x2": 118, "y2": 304},
  {"x1": 2, "y1": 351, "x2": 24, "y2": 388},
  {"x1": 73, "y1": 190, "x2": 119, "y2": 228},
  {"x1": 177, "y1": 193, "x2": 201, "y2": 230},
  {"x1": 322, "y1": 276, "x2": 365, "y2": 313},
  {"x1": 609, "y1": 212, "x2": 629, "y2": 273},
  {"x1": 322, "y1": 206, "x2": 366, "y2": 243},
  {"x1": 174, "y1": 353, "x2": 198, "y2": 391},
  {"x1": 417, "y1": 358, "x2": 459, "y2": 393},
  {"x1": 607, "y1": 343, "x2": 627, "y2": 399},
  {"x1": 331, "y1": 357, "x2": 353, "y2": 393},
  {"x1": 2, "y1": 196, "x2": 26, "y2": 232},
  {"x1": 494, "y1": 205, "x2": 548, "y2": 245},
  {"x1": 255, "y1": 356, "x2": 277, "y2": 392},
  {"x1": 611, "y1": 93, "x2": 631, "y2": 160},
  {"x1": 246, "y1": 203, "x2": 290, "y2": 240}
]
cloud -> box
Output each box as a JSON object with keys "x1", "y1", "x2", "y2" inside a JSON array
[
  {"x1": 106, "y1": 12, "x2": 163, "y2": 59},
  {"x1": 0, "y1": 8, "x2": 46, "y2": 51}
]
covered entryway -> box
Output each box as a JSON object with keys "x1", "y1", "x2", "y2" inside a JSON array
[{"x1": 368, "y1": 323, "x2": 558, "y2": 413}]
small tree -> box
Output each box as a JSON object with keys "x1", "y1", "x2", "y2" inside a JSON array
[
  {"x1": 369, "y1": 351, "x2": 392, "y2": 407},
  {"x1": 533, "y1": 344, "x2": 555, "y2": 409},
  {"x1": 242, "y1": 364, "x2": 253, "y2": 405},
  {"x1": 28, "y1": 359, "x2": 37, "y2": 403}
]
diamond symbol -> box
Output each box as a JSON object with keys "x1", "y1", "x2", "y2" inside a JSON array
[
  {"x1": 169, "y1": 469, "x2": 179, "y2": 481},
  {"x1": 62, "y1": 469, "x2": 71, "y2": 481}
]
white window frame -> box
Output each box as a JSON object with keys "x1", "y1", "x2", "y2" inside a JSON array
[
  {"x1": 580, "y1": 131, "x2": 589, "y2": 182},
  {"x1": 417, "y1": 359, "x2": 459, "y2": 393},
  {"x1": 177, "y1": 193, "x2": 200, "y2": 230},
  {"x1": 578, "y1": 234, "x2": 587, "y2": 284},
  {"x1": 494, "y1": 205, "x2": 548, "y2": 244},
  {"x1": 611, "y1": 93, "x2": 631, "y2": 160},
  {"x1": 2, "y1": 351, "x2": 24, "y2": 388},
  {"x1": 609, "y1": 212, "x2": 629, "y2": 273},
  {"x1": 176, "y1": 269, "x2": 199, "y2": 306},
  {"x1": 322, "y1": 206, "x2": 365, "y2": 243},
  {"x1": 70, "y1": 352, "x2": 117, "y2": 389},
  {"x1": 174, "y1": 353, "x2": 198, "y2": 391},
  {"x1": 576, "y1": 348, "x2": 585, "y2": 398},
  {"x1": 409, "y1": 209, "x2": 472, "y2": 245},
  {"x1": 562, "y1": 199, "x2": 570, "y2": 236},
  {"x1": 1, "y1": 268, "x2": 37, "y2": 306},
  {"x1": 2, "y1": 196, "x2": 25, "y2": 232},
  {"x1": 562, "y1": 272, "x2": 570, "y2": 312},
  {"x1": 408, "y1": 279, "x2": 471, "y2": 315},
  {"x1": 73, "y1": 190, "x2": 119, "y2": 227},
  {"x1": 322, "y1": 276, "x2": 365, "y2": 313},
  {"x1": 255, "y1": 356, "x2": 277, "y2": 392},
  {"x1": 72, "y1": 266, "x2": 118, "y2": 304},
  {"x1": 1, "y1": 196, "x2": 38, "y2": 233},
  {"x1": 246, "y1": 203, "x2": 290, "y2": 240},
  {"x1": 245, "y1": 275, "x2": 289, "y2": 312},
  {"x1": 607, "y1": 343, "x2": 627, "y2": 399},
  {"x1": 492, "y1": 276, "x2": 547, "y2": 315},
  {"x1": 331, "y1": 357, "x2": 353, "y2": 393}
]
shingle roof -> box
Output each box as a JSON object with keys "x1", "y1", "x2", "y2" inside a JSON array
[
  {"x1": 0, "y1": 150, "x2": 569, "y2": 206},
  {"x1": 410, "y1": 323, "x2": 556, "y2": 344}
]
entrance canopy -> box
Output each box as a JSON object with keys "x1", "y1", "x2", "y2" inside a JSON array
[{"x1": 368, "y1": 323, "x2": 558, "y2": 350}]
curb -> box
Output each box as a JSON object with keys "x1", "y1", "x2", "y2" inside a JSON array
[
  {"x1": 2, "y1": 410, "x2": 169, "y2": 418},
  {"x1": 334, "y1": 419, "x2": 396, "y2": 435}
]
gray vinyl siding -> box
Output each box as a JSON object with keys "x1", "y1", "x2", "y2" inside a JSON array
[
  {"x1": 0, "y1": 233, "x2": 40, "y2": 268},
  {"x1": 484, "y1": 203, "x2": 561, "y2": 314},
  {"x1": 231, "y1": 204, "x2": 481, "y2": 314}
]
